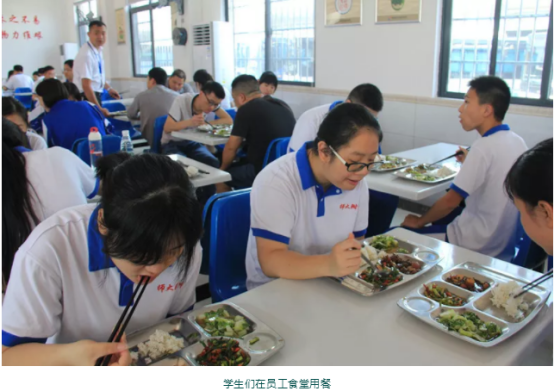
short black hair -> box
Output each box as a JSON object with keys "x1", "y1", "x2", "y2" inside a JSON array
[
  {"x1": 32, "y1": 71, "x2": 39, "y2": 76},
  {"x1": 231, "y1": 74, "x2": 260, "y2": 95},
  {"x1": 171, "y1": 69, "x2": 186, "y2": 80},
  {"x1": 35, "y1": 79, "x2": 69, "y2": 108},
  {"x1": 37, "y1": 68, "x2": 44, "y2": 75},
  {"x1": 148, "y1": 67, "x2": 168, "y2": 86},
  {"x1": 505, "y1": 138, "x2": 553, "y2": 208},
  {"x1": 347, "y1": 84, "x2": 384, "y2": 113},
  {"x1": 2, "y1": 97, "x2": 30, "y2": 128},
  {"x1": 202, "y1": 81, "x2": 225, "y2": 100},
  {"x1": 89, "y1": 20, "x2": 106, "y2": 30},
  {"x1": 193, "y1": 69, "x2": 214, "y2": 87},
  {"x1": 42, "y1": 65, "x2": 54, "y2": 73},
  {"x1": 469, "y1": 76, "x2": 511, "y2": 121},
  {"x1": 64, "y1": 59, "x2": 74, "y2": 68},
  {"x1": 259, "y1": 71, "x2": 278, "y2": 89},
  {"x1": 312, "y1": 103, "x2": 382, "y2": 155},
  {"x1": 13, "y1": 65, "x2": 23, "y2": 72},
  {"x1": 64, "y1": 82, "x2": 82, "y2": 101},
  {"x1": 96, "y1": 153, "x2": 203, "y2": 280},
  {"x1": 7, "y1": 70, "x2": 14, "y2": 79}
]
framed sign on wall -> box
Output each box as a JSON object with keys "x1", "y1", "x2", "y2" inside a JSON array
[
  {"x1": 376, "y1": 0, "x2": 422, "y2": 23},
  {"x1": 325, "y1": 0, "x2": 362, "y2": 26},
  {"x1": 115, "y1": 8, "x2": 126, "y2": 44}
]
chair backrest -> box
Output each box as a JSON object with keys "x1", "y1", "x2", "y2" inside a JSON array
[
  {"x1": 72, "y1": 135, "x2": 122, "y2": 165},
  {"x1": 102, "y1": 102, "x2": 126, "y2": 113},
  {"x1": 152, "y1": 115, "x2": 168, "y2": 154},
  {"x1": 108, "y1": 117, "x2": 139, "y2": 138},
  {"x1": 209, "y1": 190, "x2": 252, "y2": 302},
  {"x1": 14, "y1": 87, "x2": 32, "y2": 93},
  {"x1": 14, "y1": 88, "x2": 33, "y2": 109},
  {"x1": 225, "y1": 108, "x2": 237, "y2": 120},
  {"x1": 100, "y1": 89, "x2": 114, "y2": 102},
  {"x1": 263, "y1": 137, "x2": 291, "y2": 168}
]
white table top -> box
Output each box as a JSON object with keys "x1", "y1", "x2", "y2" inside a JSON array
[
  {"x1": 365, "y1": 143, "x2": 462, "y2": 201},
  {"x1": 167, "y1": 154, "x2": 231, "y2": 187},
  {"x1": 227, "y1": 228, "x2": 553, "y2": 366},
  {"x1": 3, "y1": 91, "x2": 32, "y2": 97},
  {"x1": 171, "y1": 128, "x2": 229, "y2": 146},
  {"x1": 102, "y1": 98, "x2": 134, "y2": 107}
]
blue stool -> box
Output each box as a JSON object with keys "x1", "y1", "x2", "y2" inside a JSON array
[{"x1": 263, "y1": 137, "x2": 290, "y2": 168}]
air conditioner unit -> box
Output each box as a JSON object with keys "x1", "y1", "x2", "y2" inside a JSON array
[{"x1": 192, "y1": 21, "x2": 235, "y2": 90}]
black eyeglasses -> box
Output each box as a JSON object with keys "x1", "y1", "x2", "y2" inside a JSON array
[
  {"x1": 205, "y1": 95, "x2": 221, "y2": 110},
  {"x1": 329, "y1": 145, "x2": 380, "y2": 173}
]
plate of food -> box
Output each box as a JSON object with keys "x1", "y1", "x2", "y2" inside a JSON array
[
  {"x1": 398, "y1": 262, "x2": 552, "y2": 347},
  {"x1": 372, "y1": 155, "x2": 417, "y2": 173},
  {"x1": 393, "y1": 164, "x2": 459, "y2": 184}
]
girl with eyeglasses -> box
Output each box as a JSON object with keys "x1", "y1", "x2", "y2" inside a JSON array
[{"x1": 245, "y1": 103, "x2": 382, "y2": 290}]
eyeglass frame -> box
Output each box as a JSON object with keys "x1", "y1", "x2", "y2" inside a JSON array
[
  {"x1": 328, "y1": 145, "x2": 381, "y2": 173},
  {"x1": 204, "y1": 93, "x2": 221, "y2": 110}
]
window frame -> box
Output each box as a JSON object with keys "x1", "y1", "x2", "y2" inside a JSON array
[
  {"x1": 74, "y1": 0, "x2": 99, "y2": 47},
  {"x1": 227, "y1": 0, "x2": 316, "y2": 87},
  {"x1": 439, "y1": 0, "x2": 554, "y2": 107}
]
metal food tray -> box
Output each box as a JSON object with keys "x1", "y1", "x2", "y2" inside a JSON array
[
  {"x1": 372, "y1": 155, "x2": 417, "y2": 173},
  {"x1": 393, "y1": 164, "x2": 459, "y2": 184},
  {"x1": 397, "y1": 262, "x2": 552, "y2": 348},
  {"x1": 336, "y1": 235, "x2": 442, "y2": 297},
  {"x1": 109, "y1": 110, "x2": 128, "y2": 117},
  {"x1": 126, "y1": 302, "x2": 284, "y2": 366}
]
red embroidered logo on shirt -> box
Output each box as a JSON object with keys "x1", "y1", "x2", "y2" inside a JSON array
[
  {"x1": 340, "y1": 204, "x2": 358, "y2": 210},
  {"x1": 157, "y1": 282, "x2": 184, "y2": 292}
]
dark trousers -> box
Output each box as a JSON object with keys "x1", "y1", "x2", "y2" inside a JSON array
[
  {"x1": 225, "y1": 161, "x2": 256, "y2": 190},
  {"x1": 82, "y1": 91, "x2": 103, "y2": 105}
]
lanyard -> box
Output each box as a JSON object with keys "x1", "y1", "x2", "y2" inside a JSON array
[{"x1": 87, "y1": 42, "x2": 103, "y2": 75}]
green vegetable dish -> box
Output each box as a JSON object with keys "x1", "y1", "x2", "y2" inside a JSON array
[
  {"x1": 437, "y1": 310, "x2": 502, "y2": 342},
  {"x1": 196, "y1": 308, "x2": 252, "y2": 337},
  {"x1": 196, "y1": 338, "x2": 250, "y2": 366},
  {"x1": 370, "y1": 235, "x2": 399, "y2": 253}
]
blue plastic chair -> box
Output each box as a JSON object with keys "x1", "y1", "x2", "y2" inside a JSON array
[
  {"x1": 100, "y1": 89, "x2": 114, "y2": 102},
  {"x1": 366, "y1": 190, "x2": 400, "y2": 237},
  {"x1": 103, "y1": 102, "x2": 126, "y2": 112},
  {"x1": 71, "y1": 135, "x2": 122, "y2": 165},
  {"x1": 149, "y1": 115, "x2": 168, "y2": 154},
  {"x1": 263, "y1": 137, "x2": 291, "y2": 168},
  {"x1": 209, "y1": 190, "x2": 252, "y2": 302},
  {"x1": 14, "y1": 87, "x2": 33, "y2": 110}
]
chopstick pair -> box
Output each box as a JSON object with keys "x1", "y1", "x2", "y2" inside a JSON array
[
  {"x1": 95, "y1": 276, "x2": 150, "y2": 366},
  {"x1": 429, "y1": 147, "x2": 471, "y2": 166},
  {"x1": 177, "y1": 161, "x2": 210, "y2": 175},
  {"x1": 514, "y1": 269, "x2": 553, "y2": 298}
]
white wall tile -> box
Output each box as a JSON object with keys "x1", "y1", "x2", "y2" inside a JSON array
[
  {"x1": 505, "y1": 112, "x2": 553, "y2": 147},
  {"x1": 380, "y1": 134, "x2": 415, "y2": 155},
  {"x1": 414, "y1": 104, "x2": 479, "y2": 146},
  {"x1": 413, "y1": 137, "x2": 443, "y2": 149},
  {"x1": 379, "y1": 101, "x2": 417, "y2": 137}
]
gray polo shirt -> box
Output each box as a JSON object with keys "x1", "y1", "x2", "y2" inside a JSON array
[{"x1": 127, "y1": 85, "x2": 179, "y2": 146}]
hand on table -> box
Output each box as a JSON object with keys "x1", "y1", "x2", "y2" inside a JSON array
[
  {"x1": 100, "y1": 107, "x2": 111, "y2": 118},
  {"x1": 401, "y1": 214, "x2": 424, "y2": 229},
  {"x1": 455, "y1": 146, "x2": 469, "y2": 164},
  {"x1": 108, "y1": 88, "x2": 121, "y2": 100},
  {"x1": 191, "y1": 114, "x2": 206, "y2": 127},
  {"x1": 327, "y1": 233, "x2": 362, "y2": 278}
]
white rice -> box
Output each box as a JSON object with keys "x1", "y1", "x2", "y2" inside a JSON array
[
  {"x1": 362, "y1": 245, "x2": 387, "y2": 263},
  {"x1": 490, "y1": 281, "x2": 527, "y2": 319},
  {"x1": 137, "y1": 329, "x2": 185, "y2": 360},
  {"x1": 436, "y1": 166, "x2": 455, "y2": 178},
  {"x1": 185, "y1": 166, "x2": 199, "y2": 177}
]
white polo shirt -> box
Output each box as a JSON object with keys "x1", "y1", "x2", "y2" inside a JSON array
[
  {"x1": 288, "y1": 103, "x2": 333, "y2": 153},
  {"x1": 32, "y1": 76, "x2": 45, "y2": 93},
  {"x1": 26, "y1": 132, "x2": 47, "y2": 151},
  {"x1": 2, "y1": 204, "x2": 201, "y2": 346},
  {"x1": 164, "y1": 93, "x2": 218, "y2": 144},
  {"x1": 22, "y1": 146, "x2": 99, "y2": 224},
  {"x1": 245, "y1": 142, "x2": 369, "y2": 290},
  {"x1": 5, "y1": 73, "x2": 34, "y2": 90},
  {"x1": 447, "y1": 125, "x2": 528, "y2": 261},
  {"x1": 73, "y1": 41, "x2": 106, "y2": 93}
]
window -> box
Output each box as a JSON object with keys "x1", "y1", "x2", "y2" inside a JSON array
[
  {"x1": 228, "y1": 0, "x2": 315, "y2": 85},
  {"x1": 440, "y1": 0, "x2": 553, "y2": 107},
  {"x1": 75, "y1": 0, "x2": 98, "y2": 47},
  {"x1": 130, "y1": 1, "x2": 174, "y2": 77}
]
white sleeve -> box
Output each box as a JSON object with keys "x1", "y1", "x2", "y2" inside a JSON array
[
  {"x1": 2, "y1": 253, "x2": 62, "y2": 346},
  {"x1": 289, "y1": 111, "x2": 319, "y2": 152},
  {"x1": 450, "y1": 147, "x2": 488, "y2": 199},
  {"x1": 27, "y1": 132, "x2": 47, "y2": 151},
  {"x1": 168, "y1": 97, "x2": 183, "y2": 122},
  {"x1": 6, "y1": 77, "x2": 15, "y2": 90},
  {"x1": 70, "y1": 151, "x2": 98, "y2": 198},
  {"x1": 28, "y1": 105, "x2": 44, "y2": 122},
  {"x1": 168, "y1": 244, "x2": 202, "y2": 315},
  {"x1": 75, "y1": 54, "x2": 94, "y2": 81},
  {"x1": 250, "y1": 174, "x2": 296, "y2": 245},
  {"x1": 354, "y1": 183, "x2": 370, "y2": 237}
]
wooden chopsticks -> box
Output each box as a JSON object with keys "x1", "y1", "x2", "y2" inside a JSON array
[
  {"x1": 514, "y1": 269, "x2": 553, "y2": 299},
  {"x1": 95, "y1": 276, "x2": 150, "y2": 366}
]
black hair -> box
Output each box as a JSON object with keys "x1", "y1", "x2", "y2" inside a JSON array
[
  {"x1": 312, "y1": 103, "x2": 383, "y2": 155},
  {"x1": 37, "y1": 68, "x2": 45, "y2": 75},
  {"x1": 469, "y1": 76, "x2": 511, "y2": 121},
  {"x1": 2, "y1": 97, "x2": 31, "y2": 130},
  {"x1": 89, "y1": 20, "x2": 106, "y2": 30},
  {"x1": 148, "y1": 67, "x2": 168, "y2": 86},
  {"x1": 42, "y1": 65, "x2": 54, "y2": 73},
  {"x1": 7, "y1": 70, "x2": 14, "y2": 79},
  {"x1": 259, "y1": 71, "x2": 278, "y2": 89},
  {"x1": 232, "y1": 74, "x2": 260, "y2": 95},
  {"x1": 193, "y1": 69, "x2": 214, "y2": 87},
  {"x1": 504, "y1": 138, "x2": 553, "y2": 209},
  {"x1": 64, "y1": 82, "x2": 82, "y2": 101},
  {"x1": 347, "y1": 84, "x2": 384, "y2": 113},
  {"x1": 64, "y1": 59, "x2": 74, "y2": 68},
  {"x1": 171, "y1": 69, "x2": 186, "y2": 80},
  {"x1": 35, "y1": 79, "x2": 69, "y2": 109},
  {"x1": 202, "y1": 81, "x2": 225, "y2": 100},
  {"x1": 32, "y1": 71, "x2": 39, "y2": 77},
  {"x1": 13, "y1": 65, "x2": 23, "y2": 72},
  {"x1": 2, "y1": 118, "x2": 40, "y2": 280},
  {"x1": 95, "y1": 153, "x2": 203, "y2": 280}
]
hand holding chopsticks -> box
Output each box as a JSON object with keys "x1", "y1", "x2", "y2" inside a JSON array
[
  {"x1": 514, "y1": 269, "x2": 553, "y2": 298},
  {"x1": 95, "y1": 276, "x2": 150, "y2": 366}
]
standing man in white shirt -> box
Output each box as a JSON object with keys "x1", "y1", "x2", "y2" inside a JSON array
[
  {"x1": 3, "y1": 65, "x2": 34, "y2": 91},
  {"x1": 73, "y1": 20, "x2": 120, "y2": 117}
]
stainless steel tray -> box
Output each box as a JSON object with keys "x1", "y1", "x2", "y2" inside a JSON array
[
  {"x1": 335, "y1": 235, "x2": 442, "y2": 297},
  {"x1": 393, "y1": 163, "x2": 459, "y2": 184},
  {"x1": 372, "y1": 155, "x2": 417, "y2": 173},
  {"x1": 397, "y1": 262, "x2": 552, "y2": 348},
  {"x1": 126, "y1": 302, "x2": 284, "y2": 366}
]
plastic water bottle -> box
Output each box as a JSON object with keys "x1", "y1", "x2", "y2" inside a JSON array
[
  {"x1": 88, "y1": 127, "x2": 103, "y2": 169},
  {"x1": 120, "y1": 130, "x2": 134, "y2": 154}
]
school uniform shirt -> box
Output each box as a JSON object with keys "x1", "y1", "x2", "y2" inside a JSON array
[
  {"x1": 32, "y1": 76, "x2": 45, "y2": 93},
  {"x1": 23, "y1": 146, "x2": 99, "y2": 223},
  {"x1": 73, "y1": 41, "x2": 106, "y2": 93},
  {"x1": 2, "y1": 204, "x2": 201, "y2": 346},
  {"x1": 288, "y1": 103, "x2": 334, "y2": 153},
  {"x1": 5, "y1": 73, "x2": 34, "y2": 90},
  {"x1": 164, "y1": 93, "x2": 219, "y2": 144},
  {"x1": 42, "y1": 99, "x2": 107, "y2": 150},
  {"x1": 179, "y1": 83, "x2": 195, "y2": 94},
  {"x1": 26, "y1": 131, "x2": 47, "y2": 151},
  {"x1": 245, "y1": 142, "x2": 369, "y2": 290},
  {"x1": 447, "y1": 125, "x2": 528, "y2": 261}
]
